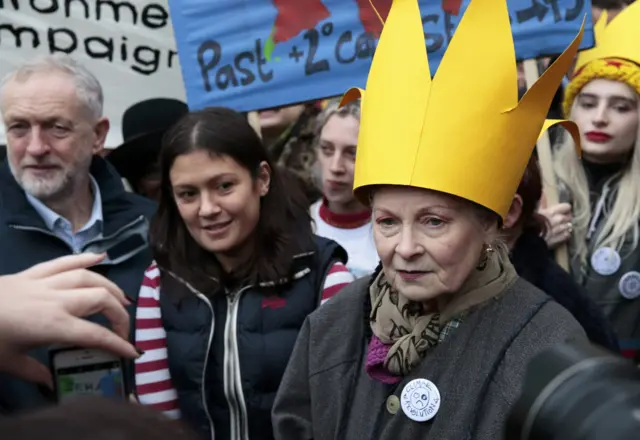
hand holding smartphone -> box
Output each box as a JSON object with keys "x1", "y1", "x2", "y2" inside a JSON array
[{"x1": 0, "y1": 253, "x2": 138, "y2": 388}]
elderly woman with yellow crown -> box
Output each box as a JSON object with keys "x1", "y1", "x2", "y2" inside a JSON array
[
  {"x1": 272, "y1": 1, "x2": 590, "y2": 439},
  {"x1": 541, "y1": 2, "x2": 640, "y2": 362}
]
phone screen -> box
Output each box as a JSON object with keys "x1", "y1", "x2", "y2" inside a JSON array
[{"x1": 55, "y1": 360, "x2": 124, "y2": 402}]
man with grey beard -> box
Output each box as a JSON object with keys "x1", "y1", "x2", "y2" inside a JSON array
[{"x1": 0, "y1": 54, "x2": 156, "y2": 413}]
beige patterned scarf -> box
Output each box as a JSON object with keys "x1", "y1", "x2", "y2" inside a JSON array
[{"x1": 369, "y1": 244, "x2": 518, "y2": 376}]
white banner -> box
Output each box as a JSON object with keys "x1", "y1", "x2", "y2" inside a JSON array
[{"x1": 0, "y1": 0, "x2": 186, "y2": 148}]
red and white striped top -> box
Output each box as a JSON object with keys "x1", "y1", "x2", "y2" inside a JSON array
[{"x1": 134, "y1": 261, "x2": 355, "y2": 418}]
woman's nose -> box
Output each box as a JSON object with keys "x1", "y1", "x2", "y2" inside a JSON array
[
  {"x1": 199, "y1": 194, "x2": 222, "y2": 217},
  {"x1": 395, "y1": 227, "x2": 424, "y2": 260},
  {"x1": 592, "y1": 104, "x2": 610, "y2": 127},
  {"x1": 329, "y1": 154, "x2": 345, "y2": 174}
]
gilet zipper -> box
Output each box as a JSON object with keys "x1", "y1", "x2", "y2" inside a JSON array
[
  {"x1": 224, "y1": 287, "x2": 252, "y2": 440},
  {"x1": 193, "y1": 291, "x2": 217, "y2": 440}
]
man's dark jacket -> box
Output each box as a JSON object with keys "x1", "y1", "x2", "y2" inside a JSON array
[{"x1": 0, "y1": 156, "x2": 156, "y2": 413}]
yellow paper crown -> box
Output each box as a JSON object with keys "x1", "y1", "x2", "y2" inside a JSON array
[
  {"x1": 574, "y1": 2, "x2": 640, "y2": 73},
  {"x1": 341, "y1": 0, "x2": 584, "y2": 219}
]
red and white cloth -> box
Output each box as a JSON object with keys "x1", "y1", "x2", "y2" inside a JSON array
[{"x1": 134, "y1": 261, "x2": 354, "y2": 418}]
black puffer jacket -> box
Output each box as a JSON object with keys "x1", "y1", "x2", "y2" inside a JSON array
[
  {"x1": 511, "y1": 230, "x2": 619, "y2": 351},
  {"x1": 158, "y1": 236, "x2": 347, "y2": 440}
]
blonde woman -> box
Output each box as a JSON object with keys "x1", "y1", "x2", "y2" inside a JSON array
[
  {"x1": 311, "y1": 98, "x2": 379, "y2": 278},
  {"x1": 542, "y1": 3, "x2": 640, "y2": 360}
]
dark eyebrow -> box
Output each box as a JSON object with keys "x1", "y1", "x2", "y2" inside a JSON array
[
  {"x1": 172, "y1": 172, "x2": 237, "y2": 189},
  {"x1": 611, "y1": 96, "x2": 637, "y2": 105},
  {"x1": 3, "y1": 114, "x2": 25, "y2": 124},
  {"x1": 319, "y1": 140, "x2": 357, "y2": 151},
  {"x1": 578, "y1": 93, "x2": 637, "y2": 105}
]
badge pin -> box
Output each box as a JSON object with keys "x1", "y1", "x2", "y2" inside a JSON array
[
  {"x1": 591, "y1": 247, "x2": 621, "y2": 276},
  {"x1": 400, "y1": 378, "x2": 441, "y2": 422},
  {"x1": 619, "y1": 271, "x2": 640, "y2": 300}
]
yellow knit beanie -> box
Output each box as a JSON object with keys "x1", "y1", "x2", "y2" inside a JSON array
[{"x1": 563, "y1": 58, "x2": 640, "y2": 117}]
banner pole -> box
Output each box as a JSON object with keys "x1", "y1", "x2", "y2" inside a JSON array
[
  {"x1": 248, "y1": 111, "x2": 262, "y2": 139},
  {"x1": 523, "y1": 59, "x2": 570, "y2": 272}
]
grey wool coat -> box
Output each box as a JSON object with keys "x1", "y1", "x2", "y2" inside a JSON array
[{"x1": 272, "y1": 276, "x2": 588, "y2": 440}]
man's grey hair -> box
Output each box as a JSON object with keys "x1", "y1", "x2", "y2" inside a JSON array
[
  {"x1": 314, "y1": 97, "x2": 361, "y2": 137},
  {"x1": 0, "y1": 53, "x2": 103, "y2": 120}
]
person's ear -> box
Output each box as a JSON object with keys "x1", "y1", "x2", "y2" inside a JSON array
[
  {"x1": 92, "y1": 117, "x2": 110, "y2": 155},
  {"x1": 503, "y1": 194, "x2": 523, "y2": 229},
  {"x1": 256, "y1": 161, "x2": 271, "y2": 197}
]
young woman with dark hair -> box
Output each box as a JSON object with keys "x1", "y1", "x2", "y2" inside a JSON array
[
  {"x1": 501, "y1": 156, "x2": 619, "y2": 350},
  {"x1": 132, "y1": 107, "x2": 354, "y2": 440}
]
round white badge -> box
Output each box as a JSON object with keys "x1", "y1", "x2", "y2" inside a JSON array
[
  {"x1": 619, "y1": 271, "x2": 640, "y2": 300},
  {"x1": 400, "y1": 378, "x2": 441, "y2": 422},
  {"x1": 590, "y1": 247, "x2": 621, "y2": 276}
]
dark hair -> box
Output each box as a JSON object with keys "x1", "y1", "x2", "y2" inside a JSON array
[
  {"x1": 0, "y1": 397, "x2": 198, "y2": 440},
  {"x1": 516, "y1": 156, "x2": 549, "y2": 236},
  {"x1": 149, "y1": 107, "x2": 313, "y2": 292},
  {"x1": 592, "y1": 0, "x2": 625, "y2": 9}
]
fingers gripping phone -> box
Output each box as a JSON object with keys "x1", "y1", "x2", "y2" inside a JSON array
[{"x1": 49, "y1": 347, "x2": 125, "y2": 403}]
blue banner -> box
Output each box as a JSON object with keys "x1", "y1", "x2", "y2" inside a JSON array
[{"x1": 169, "y1": 0, "x2": 594, "y2": 112}]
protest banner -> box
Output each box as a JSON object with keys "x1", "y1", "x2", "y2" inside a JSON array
[
  {"x1": 169, "y1": 0, "x2": 594, "y2": 112},
  {"x1": 0, "y1": 0, "x2": 186, "y2": 148}
]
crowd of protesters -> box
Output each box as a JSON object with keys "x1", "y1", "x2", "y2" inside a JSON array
[{"x1": 0, "y1": 0, "x2": 637, "y2": 439}]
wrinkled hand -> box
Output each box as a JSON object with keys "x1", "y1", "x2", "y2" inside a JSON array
[
  {"x1": 539, "y1": 203, "x2": 573, "y2": 249},
  {"x1": 0, "y1": 253, "x2": 139, "y2": 388}
]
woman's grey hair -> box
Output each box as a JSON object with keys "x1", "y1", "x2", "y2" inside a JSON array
[
  {"x1": 314, "y1": 97, "x2": 361, "y2": 137},
  {"x1": 0, "y1": 54, "x2": 103, "y2": 120}
]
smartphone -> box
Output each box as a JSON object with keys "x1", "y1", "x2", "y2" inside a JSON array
[{"x1": 50, "y1": 347, "x2": 125, "y2": 403}]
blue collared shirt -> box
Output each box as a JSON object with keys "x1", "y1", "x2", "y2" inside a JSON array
[{"x1": 26, "y1": 176, "x2": 104, "y2": 253}]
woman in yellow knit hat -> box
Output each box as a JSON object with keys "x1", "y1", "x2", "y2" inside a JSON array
[
  {"x1": 272, "y1": 0, "x2": 588, "y2": 439},
  {"x1": 543, "y1": 1, "x2": 640, "y2": 361}
]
